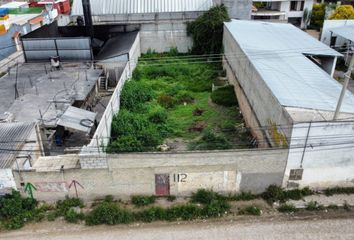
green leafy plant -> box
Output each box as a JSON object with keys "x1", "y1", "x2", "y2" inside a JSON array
[
  {"x1": 238, "y1": 206, "x2": 262, "y2": 216},
  {"x1": 262, "y1": 185, "x2": 313, "y2": 203},
  {"x1": 86, "y1": 202, "x2": 133, "y2": 225},
  {"x1": 135, "y1": 206, "x2": 166, "y2": 222},
  {"x1": 120, "y1": 81, "x2": 154, "y2": 111},
  {"x1": 187, "y1": 5, "x2": 230, "y2": 54},
  {"x1": 131, "y1": 195, "x2": 156, "y2": 207},
  {"x1": 191, "y1": 189, "x2": 224, "y2": 205},
  {"x1": 55, "y1": 197, "x2": 84, "y2": 217},
  {"x1": 311, "y1": 4, "x2": 326, "y2": 29},
  {"x1": 167, "y1": 195, "x2": 177, "y2": 202},
  {"x1": 278, "y1": 203, "x2": 298, "y2": 213},
  {"x1": 157, "y1": 94, "x2": 176, "y2": 109},
  {"x1": 306, "y1": 201, "x2": 325, "y2": 211},
  {"x1": 189, "y1": 130, "x2": 231, "y2": 150},
  {"x1": 211, "y1": 85, "x2": 238, "y2": 107},
  {"x1": 64, "y1": 209, "x2": 85, "y2": 223},
  {"x1": 324, "y1": 186, "x2": 354, "y2": 196}
]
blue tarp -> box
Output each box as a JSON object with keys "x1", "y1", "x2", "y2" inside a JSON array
[{"x1": 0, "y1": 8, "x2": 9, "y2": 16}]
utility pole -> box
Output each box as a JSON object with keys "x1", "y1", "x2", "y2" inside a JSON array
[{"x1": 333, "y1": 54, "x2": 354, "y2": 120}]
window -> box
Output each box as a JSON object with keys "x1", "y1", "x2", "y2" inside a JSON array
[
  {"x1": 300, "y1": 1, "x2": 305, "y2": 11},
  {"x1": 289, "y1": 169, "x2": 303, "y2": 181},
  {"x1": 290, "y1": 1, "x2": 297, "y2": 11}
]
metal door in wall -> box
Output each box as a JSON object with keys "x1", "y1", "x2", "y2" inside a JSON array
[{"x1": 155, "y1": 174, "x2": 170, "y2": 196}]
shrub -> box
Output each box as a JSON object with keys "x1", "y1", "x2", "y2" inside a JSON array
[
  {"x1": 201, "y1": 200, "x2": 230, "y2": 218},
  {"x1": 55, "y1": 197, "x2": 84, "y2": 216},
  {"x1": 165, "y1": 204, "x2": 201, "y2": 221},
  {"x1": 306, "y1": 201, "x2": 324, "y2": 211},
  {"x1": 229, "y1": 192, "x2": 258, "y2": 201},
  {"x1": 311, "y1": 4, "x2": 325, "y2": 28},
  {"x1": 278, "y1": 204, "x2": 298, "y2": 213},
  {"x1": 157, "y1": 94, "x2": 176, "y2": 108},
  {"x1": 238, "y1": 206, "x2": 261, "y2": 216},
  {"x1": 120, "y1": 81, "x2": 154, "y2": 111},
  {"x1": 175, "y1": 90, "x2": 195, "y2": 104},
  {"x1": 47, "y1": 212, "x2": 57, "y2": 221},
  {"x1": 64, "y1": 209, "x2": 85, "y2": 223},
  {"x1": 211, "y1": 86, "x2": 238, "y2": 107},
  {"x1": 107, "y1": 135, "x2": 144, "y2": 153},
  {"x1": 262, "y1": 185, "x2": 313, "y2": 203},
  {"x1": 149, "y1": 109, "x2": 168, "y2": 124},
  {"x1": 189, "y1": 130, "x2": 231, "y2": 150},
  {"x1": 327, "y1": 204, "x2": 339, "y2": 210},
  {"x1": 135, "y1": 206, "x2": 166, "y2": 222},
  {"x1": 167, "y1": 195, "x2": 177, "y2": 202},
  {"x1": 191, "y1": 189, "x2": 223, "y2": 205},
  {"x1": 324, "y1": 187, "x2": 354, "y2": 196},
  {"x1": 86, "y1": 202, "x2": 133, "y2": 225},
  {"x1": 187, "y1": 5, "x2": 230, "y2": 54},
  {"x1": 131, "y1": 195, "x2": 156, "y2": 207}
]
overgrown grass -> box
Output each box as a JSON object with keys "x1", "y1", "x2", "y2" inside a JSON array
[
  {"x1": 278, "y1": 203, "x2": 298, "y2": 213},
  {"x1": 107, "y1": 50, "x2": 251, "y2": 152},
  {"x1": 262, "y1": 185, "x2": 314, "y2": 203},
  {"x1": 238, "y1": 206, "x2": 261, "y2": 216},
  {"x1": 131, "y1": 195, "x2": 156, "y2": 207},
  {"x1": 324, "y1": 187, "x2": 354, "y2": 196}
]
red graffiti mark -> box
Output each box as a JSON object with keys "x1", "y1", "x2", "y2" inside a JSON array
[{"x1": 34, "y1": 182, "x2": 69, "y2": 192}]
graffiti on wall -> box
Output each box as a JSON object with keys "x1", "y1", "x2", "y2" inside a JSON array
[{"x1": 34, "y1": 181, "x2": 69, "y2": 192}]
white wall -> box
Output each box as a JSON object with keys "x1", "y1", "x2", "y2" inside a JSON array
[
  {"x1": 321, "y1": 20, "x2": 354, "y2": 46},
  {"x1": 283, "y1": 121, "x2": 354, "y2": 189},
  {"x1": 0, "y1": 169, "x2": 17, "y2": 193}
]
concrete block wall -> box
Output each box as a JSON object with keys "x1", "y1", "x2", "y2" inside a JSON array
[
  {"x1": 13, "y1": 149, "x2": 288, "y2": 201},
  {"x1": 223, "y1": 26, "x2": 294, "y2": 146}
]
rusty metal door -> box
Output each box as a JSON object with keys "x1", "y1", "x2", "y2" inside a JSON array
[{"x1": 155, "y1": 174, "x2": 170, "y2": 196}]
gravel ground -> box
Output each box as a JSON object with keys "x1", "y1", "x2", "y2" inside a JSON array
[
  {"x1": 289, "y1": 194, "x2": 354, "y2": 208},
  {"x1": 2, "y1": 217, "x2": 354, "y2": 240}
]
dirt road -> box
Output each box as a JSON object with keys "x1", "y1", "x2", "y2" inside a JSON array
[{"x1": 2, "y1": 217, "x2": 354, "y2": 240}]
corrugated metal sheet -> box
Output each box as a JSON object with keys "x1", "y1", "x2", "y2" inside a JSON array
[
  {"x1": 330, "y1": 25, "x2": 354, "y2": 43},
  {"x1": 72, "y1": 0, "x2": 213, "y2": 16},
  {"x1": 57, "y1": 106, "x2": 97, "y2": 133},
  {"x1": 225, "y1": 20, "x2": 354, "y2": 114},
  {"x1": 0, "y1": 122, "x2": 34, "y2": 169}
]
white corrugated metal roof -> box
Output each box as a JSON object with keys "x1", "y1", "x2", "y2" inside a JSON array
[
  {"x1": 0, "y1": 122, "x2": 34, "y2": 169},
  {"x1": 72, "y1": 0, "x2": 213, "y2": 15},
  {"x1": 330, "y1": 25, "x2": 354, "y2": 42},
  {"x1": 225, "y1": 20, "x2": 354, "y2": 114},
  {"x1": 0, "y1": 1, "x2": 28, "y2": 8}
]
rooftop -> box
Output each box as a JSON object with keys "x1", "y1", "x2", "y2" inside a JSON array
[
  {"x1": 0, "y1": 1, "x2": 28, "y2": 9},
  {"x1": 71, "y1": 0, "x2": 213, "y2": 16},
  {"x1": 0, "y1": 122, "x2": 34, "y2": 169},
  {"x1": 224, "y1": 20, "x2": 354, "y2": 118},
  {"x1": 330, "y1": 25, "x2": 354, "y2": 42},
  {"x1": 0, "y1": 63, "x2": 102, "y2": 127}
]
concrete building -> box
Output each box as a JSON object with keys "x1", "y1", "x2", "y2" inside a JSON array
[
  {"x1": 223, "y1": 20, "x2": 354, "y2": 189},
  {"x1": 252, "y1": 0, "x2": 314, "y2": 28}
]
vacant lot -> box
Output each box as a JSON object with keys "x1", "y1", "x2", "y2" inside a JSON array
[{"x1": 107, "y1": 51, "x2": 252, "y2": 153}]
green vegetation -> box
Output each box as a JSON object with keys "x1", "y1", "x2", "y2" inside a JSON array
[
  {"x1": 131, "y1": 195, "x2": 156, "y2": 207},
  {"x1": 306, "y1": 201, "x2": 325, "y2": 211},
  {"x1": 324, "y1": 186, "x2": 354, "y2": 196},
  {"x1": 8, "y1": 7, "x2": 43, "y2": 14},
  {"x1": 262, "y1": 185, "x2": 313, "y2": 203},
  {"x1": 238, "y1": 206, "x2": 262, "y2": 216},
  {"x1": 187, "y1": 5, "x2": 230, "y2": 54},
  {"x1": 167, "y1": 195, "x2": 177, "y2": 202},
  {"x1": 310, "y1": 4, "x2": 326, "y2": 29},
  {"x1": 211, "y1": 86, "x2": 238, "y2": 107},
  {"x1": 86, "y1": 202, "x2": 134, "y2": 225},
  {"x1": 277, "y1": 203, "x2": 298, "y2": 213},
  {"x1": 107, "y1": 50, "x2": 251, "y2": 153},
  {"x1": 329, "y1": 5, "x2": 354, "y2": 20}
]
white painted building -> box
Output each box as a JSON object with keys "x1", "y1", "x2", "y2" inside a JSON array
[
  {"x1": 252, "y1": 0, "x2": 313, "y2": 28},
  {"x1": 223, "y1": 20, "x2": 354, "y2": 189}
]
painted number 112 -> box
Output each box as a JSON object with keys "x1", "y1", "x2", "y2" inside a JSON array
[{"x1": 173, "y1": 174, "x2": 187, "y2": 182}]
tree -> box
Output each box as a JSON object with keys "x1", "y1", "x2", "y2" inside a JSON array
[
  {"x1": 187, "y1": 5, "x2": 230, "y2": 54},
  {"x1": 329, "y1": 5, "x2": 354, "y2": 19},
  {"x1": 311, "y1": 4, "x2": 326, "y2": 29}
]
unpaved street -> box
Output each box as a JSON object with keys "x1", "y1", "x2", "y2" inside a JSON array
[{"x1": 2, "y1": 217, "x2": 354, "y2": 240}]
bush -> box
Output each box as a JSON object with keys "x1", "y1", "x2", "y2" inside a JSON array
[
  {"x1": 135, "y1": 206, "x2": 165, "y2": 222},
  {"x1": 191, "y1": 189, "x2": 223, "y2": 205},
  {"x1": 120, "y1": 81, "x2": 154, "y2": 111},
  {"x1": 131, "y1": 195, "x2": 156, "y2": 207},
  {"x1": 86, "y1": 202, "x2": 133, "y2": 225},
  {"x1": 149, "y1": 109, "x2": 168, "y2": 124},
  {"x1": 157, "y1": 94, "x2": 176, "y2": 108},
  {"x1": 187, "y1": 5, "x2": 230, "y2": 54},
  {"x1": 201, "y1": 200, "x2": 230, "y2": 218},
  {"x1": 211, "y1": 86, "x2": 238, "y2": 107},
  {"x1": 189, "y1": 130, "x2": 231, "y2": 150},
  {"x1": 229, "y1": 192, "x2": 258, "y2": 201},
  {"x1": 306, "y1": 201, "x2": 325, "y2": 211},
  {"x1": 324, "y1": 187, "x2": 354, "y2": 196},
  {"x1": 64, "y1": 209, "x2": 85, "y2": 223},
  {"x1": 55, "y1": 197, "x2": 84, "y2": 216},
  {"x1": 278, "y1": 204, "x2": 298, "y2": 213},
  {"x1": 47, "y1": 212, "x2": 57, "y2": 221},
  {"x1": 165, "y1": 204, "x2": 201, "y2": 221},
  {"x1": 167, "y1": 195, "x2": 177, "y2": 202},
  {"x1": 311, "y1": 4, "x2": 326, "y2": 28},
  {"x1": 238, "y1": 206, "x2": 261, "y2": 216},
  {"x1": 262, "y1": 185, "x2": 313, "y2": 203},
  {"x1": 175, "y1": 90, "x2": 195, "y2": 104}
]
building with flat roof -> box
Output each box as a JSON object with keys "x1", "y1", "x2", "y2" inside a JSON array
[{"x1": 223, "y1": 20, "x2": 354, "y2": 189}]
